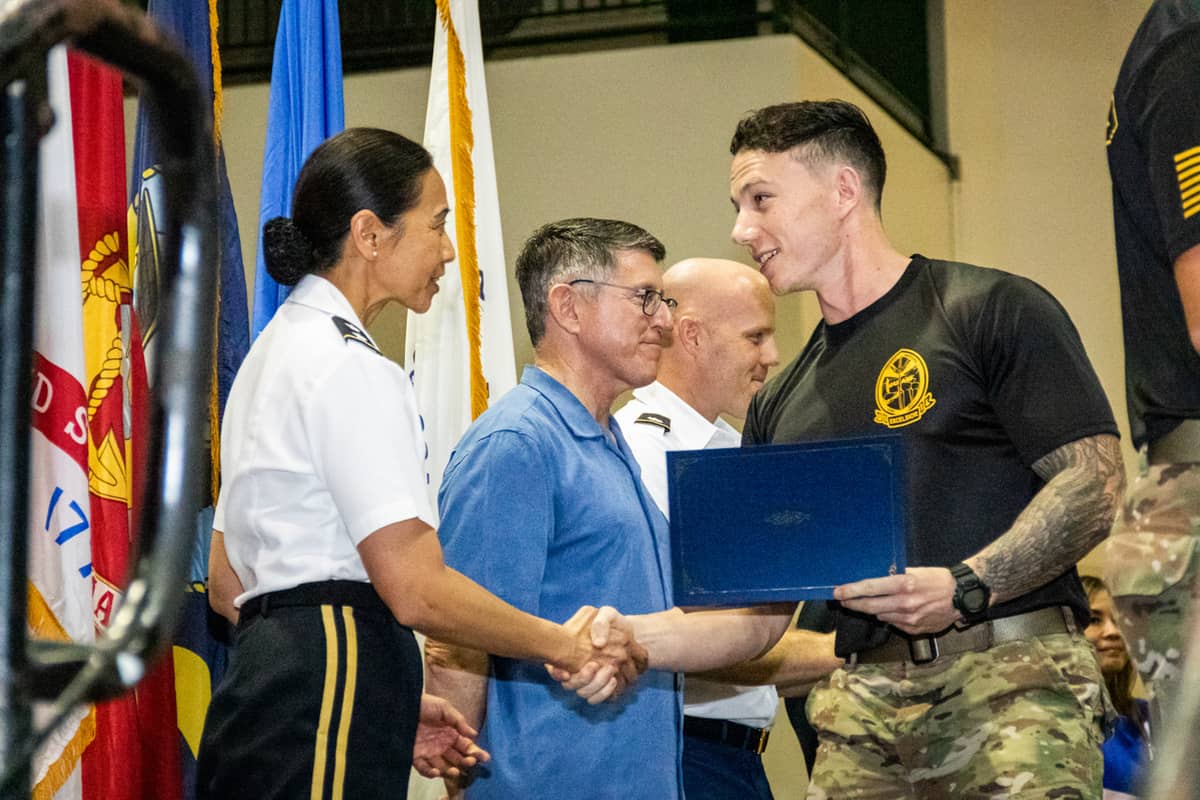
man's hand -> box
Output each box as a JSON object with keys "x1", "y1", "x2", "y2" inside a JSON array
[
  {"x1": 547, "y1": 606, "x2": 648, "y2": 704},
  {"x1": 834, "y1": 567, "x2": 960, "y2": 635},
  {"x1": 412, "y1": 693, "x2": 490, "y2": 780}
]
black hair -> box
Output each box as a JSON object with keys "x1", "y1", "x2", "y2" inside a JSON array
[
  {"x1": 1080, "y1": 574, "x2": 1145, "y2": 734},
  {"x1": 730, "y1": 100, "x2": 887, "y2": 212},
  {"x1": 261, "y1": 127, "x2": 434, "y2": 285},
  {"x1": 515, "y1": 218, "x2": 666, "y2": 346}
]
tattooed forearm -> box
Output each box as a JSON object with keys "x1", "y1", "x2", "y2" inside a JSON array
[{"x1": 971, "y1": 433, "x2": 1124, "y2": 604}]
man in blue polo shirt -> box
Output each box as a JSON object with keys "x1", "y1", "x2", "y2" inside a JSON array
[{"x1": 426, "y1": 218, "x2": 682, "y2": 799}]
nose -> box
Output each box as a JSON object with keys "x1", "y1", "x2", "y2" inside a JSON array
[
  {"x1": 1100, "y1": 615, "x2": 1123, "y2": 641},
  {"x1": 730, "y1": 210, "x2": 756, "y2": 247},
  {"x1": 651, "y1": 298, "x2": 674, "y2": 330},
  {"x1": 442, "y1": 230, "x2": 456, "y2": 263},
  {"x1": 762, "y1": 333, "x2": 780, "y2": 368}
]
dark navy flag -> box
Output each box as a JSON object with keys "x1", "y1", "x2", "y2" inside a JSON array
[
  {"x1": 251, "y1": 0, "x2": 345, "y2": 336},
  {"x1": 128, "y1": 2, "x2": 247, "y2": 796}
]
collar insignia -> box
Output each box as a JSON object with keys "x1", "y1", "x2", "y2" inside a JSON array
[
  {"x1": 332, "y1": 316, "x2": 381, "y2": 355},
  {"x1": 634, "y1": 412, "x2": 671, "y2": 432}
]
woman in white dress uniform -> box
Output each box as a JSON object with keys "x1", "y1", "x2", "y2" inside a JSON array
[{"x1": 195, "y1": 128, "x2": 640, "y2": 800}]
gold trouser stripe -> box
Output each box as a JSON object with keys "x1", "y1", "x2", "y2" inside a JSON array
[
  {"x1": 311, "y1": 606, "x2": 340, "y2": 800},
  {"x1": 330, "y1": 607, "x2": 359, "y2": 800}
]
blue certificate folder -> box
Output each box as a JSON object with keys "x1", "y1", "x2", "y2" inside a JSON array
[{"x1": 666, "y1": 435, "x2": 907, "y2": 606}]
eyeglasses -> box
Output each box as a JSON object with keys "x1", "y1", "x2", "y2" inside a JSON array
[{"x1": 567, "y1": 279, "x2": 677, "y2": 316}]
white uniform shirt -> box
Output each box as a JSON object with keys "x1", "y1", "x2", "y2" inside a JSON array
[
  {"x1": 614, "y1": 381, "x2": 777, "y2": 728},
  {"x1": 214, "y1": 275, "x2": 435, "y2": 606}
]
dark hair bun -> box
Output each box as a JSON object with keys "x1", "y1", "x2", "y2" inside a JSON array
[{"x1": 261, "y1": 217, "x2": 313, "y2": 286}]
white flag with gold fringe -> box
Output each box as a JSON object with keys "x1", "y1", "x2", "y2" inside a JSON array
[{"x1": 405, "y1": 0, "x2": 517, "y2": 517}]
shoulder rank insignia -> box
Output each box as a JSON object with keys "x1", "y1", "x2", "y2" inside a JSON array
[
  {"x1": 634, "y1": 412, "x2": 671, "y2": 432},
  {"x1": 332, "y1": 316, "x2": 382, "y2": 355}
]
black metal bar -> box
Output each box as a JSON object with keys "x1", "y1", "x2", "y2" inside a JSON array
[{"x1": 0, "y1": 69, "x2": 42, "y2": 798}]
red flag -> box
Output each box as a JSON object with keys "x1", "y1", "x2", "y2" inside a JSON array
[
  {"x1": 29, "y1": 45, "x2": 96, "y2": 800},
  {"x1": 67, "y1": 50, "x2": 183, "y2": 800}
]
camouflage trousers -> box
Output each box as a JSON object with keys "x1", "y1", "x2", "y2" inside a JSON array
[
  {"x1": 805, "y1": 633, "x2": 1105, "y2": 799},
  {"x1": 1105, "y1": 462, "x2": 1200, "y2": 720}
]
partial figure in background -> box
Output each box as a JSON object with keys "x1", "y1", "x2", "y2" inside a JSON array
[
  {"x1": 1081, "y1": 575, "x2": 1150, "y2": 800},
  {"x1": 196, "y1": 131, "x2": 644, "y2": 800},
  {"x1": 1104, "y1": 0, "x2": 1200, "y2": 746}
]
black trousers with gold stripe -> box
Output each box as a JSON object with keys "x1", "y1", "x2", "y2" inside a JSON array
[{"x1": 197, "y1": 581, "x2": 422, "y2": 800}]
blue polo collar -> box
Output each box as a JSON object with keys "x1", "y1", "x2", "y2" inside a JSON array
[{"x1": 520, "y1": 365, "x2": 611, "y2": 441}]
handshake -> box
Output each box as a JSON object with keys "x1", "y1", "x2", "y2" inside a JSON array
[{"x1": 548, "y1": 605, "x2": 648, "y2": 704}]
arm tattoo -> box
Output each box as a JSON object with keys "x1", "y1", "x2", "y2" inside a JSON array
[{"x1": 973, "y1": 433, "x2": 1124, "y2": 603}]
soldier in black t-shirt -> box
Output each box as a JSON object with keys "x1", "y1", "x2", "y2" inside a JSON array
[
  {"x1": 728, "y1": 100, "x2": 1123, "y2": 797},
  {"x1": 1105, "y1": 0, "x2": 1200, "y2": 791}
]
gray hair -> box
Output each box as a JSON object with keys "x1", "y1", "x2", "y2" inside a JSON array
[{"x1": 515, "y1": 218, "x2": 666, "y2": 345}]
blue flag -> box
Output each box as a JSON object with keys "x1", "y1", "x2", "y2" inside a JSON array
[
  {"x1": 129, "y1": 2, "x2": 249, "y2": 796},
  {"x1": 251, "y1": 0, "x2": 345, "y2": 335}
]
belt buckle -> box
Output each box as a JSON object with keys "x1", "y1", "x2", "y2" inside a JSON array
[
  {"x1": 754, "y1": 728, "x2": 769, "y2": 754},
  {"x1": 908, "y1": 636, "x2": 938, "y2": 665}
]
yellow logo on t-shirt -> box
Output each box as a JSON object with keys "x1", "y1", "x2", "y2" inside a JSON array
[{"x1": 873, "y1": 348, "x2": 936, "y2": 429}]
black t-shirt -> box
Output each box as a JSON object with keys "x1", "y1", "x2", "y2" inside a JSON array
[
  {"x1": 744, "y1": 256, "x2": 1118, "y2": 654},
  {"x1": 1108, "y1": 0, "x2": 1200, "y2": 448}
]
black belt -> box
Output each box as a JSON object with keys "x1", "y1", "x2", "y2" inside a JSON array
[
  {"x1": 239, "y1": 580, "x2": 385, "y2": 626},
  {"x1": 848, "y1": 606, "x2": 1075, "y2": 666},
  {"x1": 683, "y1": 715, "x2": 770, "y2": 754},
  {"x1": 1148, "y1": 418, "x2": 1200, "y2": 465}
]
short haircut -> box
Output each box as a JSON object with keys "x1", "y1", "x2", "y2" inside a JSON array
[
  {"x1": 730, "y1": 100, "x2": 887, "y2": 212},
  {"x1": 515, "y1": 218, "x2": 666, "y2": 346}
]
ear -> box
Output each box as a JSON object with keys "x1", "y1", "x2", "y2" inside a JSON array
[
  {"x1": 833, "y1": 165, "x2": 864, "y2": 218},
  {"x1": 545, "y1": 282, "x2": 583, "y2": 336},
  {"x1": 348, "y1": 209, "x2": 383, "y2": 261},
  {"x1": 675, "y1": 316, "x2": 704, "y2": 355}
]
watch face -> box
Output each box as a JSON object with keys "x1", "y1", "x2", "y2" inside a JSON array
[{"x1": 962, "y1": 586, "x2": 987, "y2": 613}]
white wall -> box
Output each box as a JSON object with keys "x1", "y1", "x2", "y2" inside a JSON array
[{"x1": 942, "y1": 0, "x2": 1151, "y2": 573}]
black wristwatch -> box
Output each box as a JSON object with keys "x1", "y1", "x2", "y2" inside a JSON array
[{"x1": 950, "y1": 562, "x2": 990, "y2": 625}]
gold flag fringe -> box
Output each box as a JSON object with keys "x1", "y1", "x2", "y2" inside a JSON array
[{"x1": 437, "y1": 0, "x2": 488, "y2": 419}]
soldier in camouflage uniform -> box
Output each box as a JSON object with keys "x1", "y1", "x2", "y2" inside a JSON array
[
  {"x1": 1104, "y1": 0, "x2": 1200, "y2": 739},
  {"x1": 1106, "y1": 465, "x2": 1200, "y2": 717},
  {"x1": 725, "y1": 100, "x2": 1122, "y2": 798}
]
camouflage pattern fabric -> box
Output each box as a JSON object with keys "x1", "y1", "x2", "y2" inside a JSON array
[
  {"x1": 1105, "y1": 462, "x2": 1200, "y2": 722},
  {"x1": 805, "y1": 633, "x2": 1106, "y2": 799}
]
